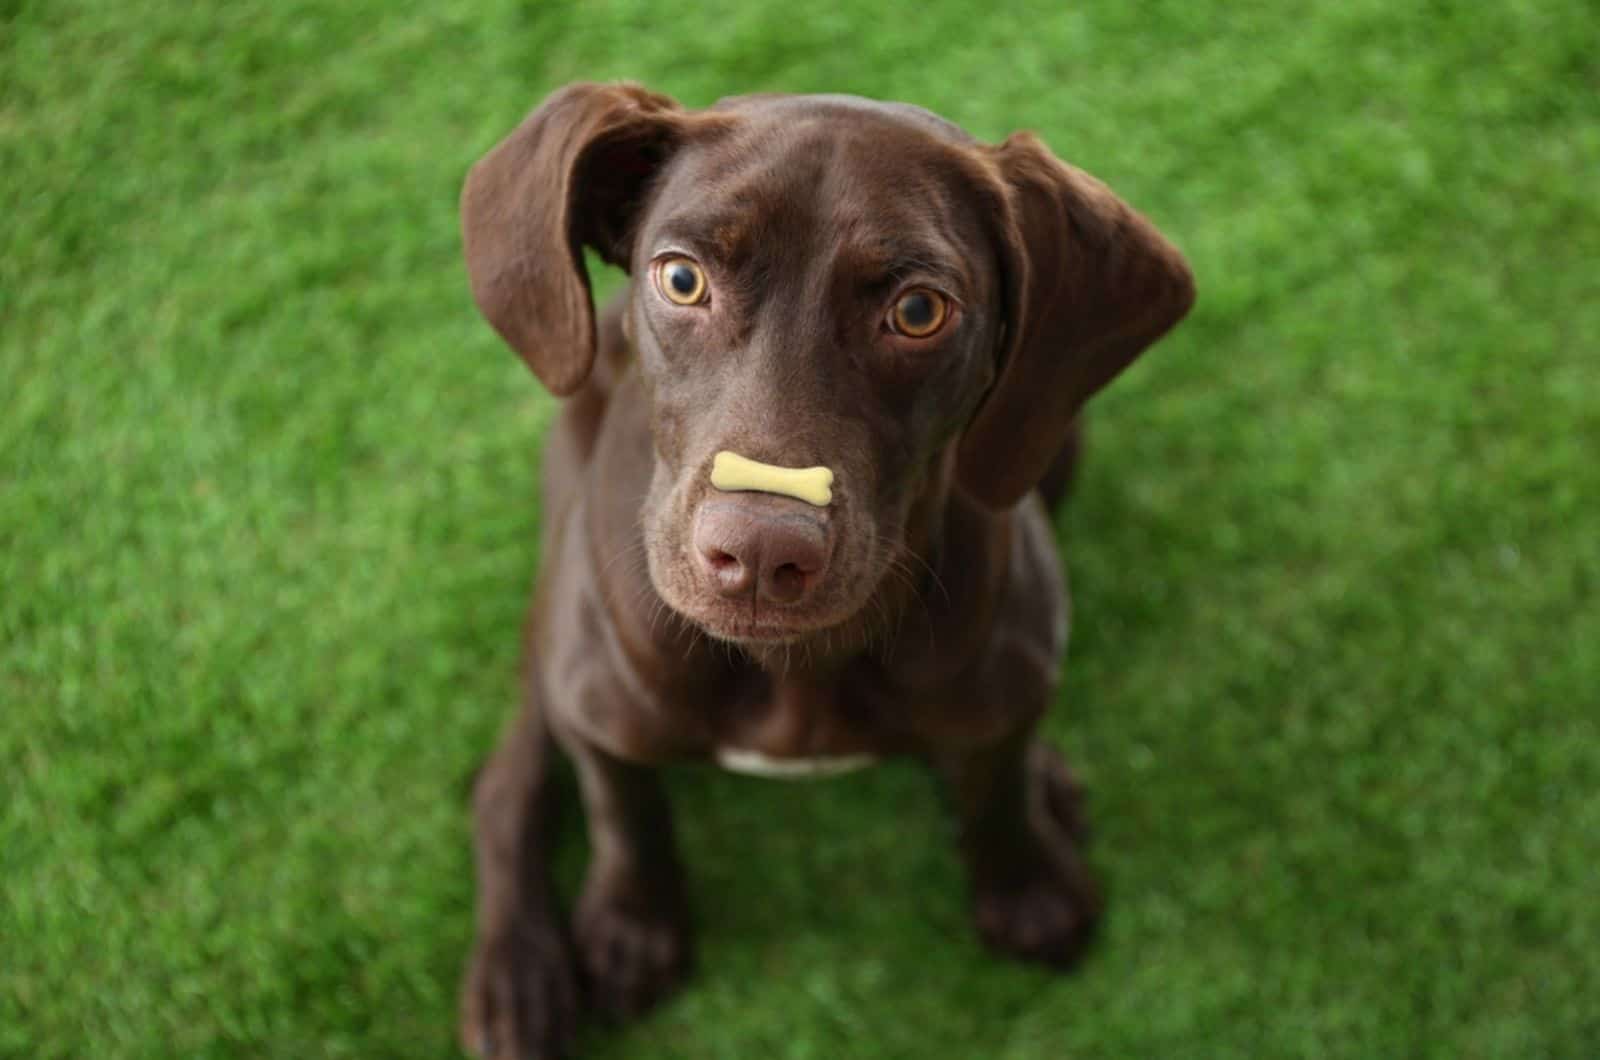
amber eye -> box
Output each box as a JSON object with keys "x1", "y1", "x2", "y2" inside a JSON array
[
  {"x1": 888, "y1": 288, "x2": 949, "y2": 338},
  {"x1": 656, "y1": 256, "x2": 708, "y2": 306}
]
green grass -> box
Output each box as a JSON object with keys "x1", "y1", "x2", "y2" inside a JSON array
[{"x1": 4, "y1": 0, "x2": 1598, "y2": 1056}]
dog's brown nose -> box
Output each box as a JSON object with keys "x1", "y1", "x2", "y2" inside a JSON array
[{"x1": 693, "y1": 498, "x2": 829, "y2": 605}]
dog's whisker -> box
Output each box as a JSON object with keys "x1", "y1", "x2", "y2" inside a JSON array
[{"x1": 899, "y1": 544, "x2": 951, "y2": 608}]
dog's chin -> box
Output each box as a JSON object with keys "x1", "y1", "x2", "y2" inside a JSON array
[
  {"x1": 666, "y1": 595, "x2": 852, "y2": 647},
  {"x1": 650, "y1": 569, "x2": 875, "y2": 652}
]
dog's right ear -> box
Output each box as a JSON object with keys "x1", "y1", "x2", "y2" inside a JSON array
[{"x1": 462, "y1": 82, "x2": 685, "y2": 395}]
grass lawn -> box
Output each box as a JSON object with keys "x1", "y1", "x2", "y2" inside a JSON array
[{"x1": 4, "y1": 1, "x2": 1598, "y2": 1056}]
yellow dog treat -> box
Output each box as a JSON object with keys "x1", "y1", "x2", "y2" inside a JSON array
[{"x1": 711, "y1": 451, "x2": 834, "y2": 508}]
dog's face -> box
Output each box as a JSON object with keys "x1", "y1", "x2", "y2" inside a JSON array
[
  {"x1": 462, "y1": 85, "x2": 1194, "y2": 647},
  {"x1": 627, "y1": 98, "x2": 1004, "y2": 644}
]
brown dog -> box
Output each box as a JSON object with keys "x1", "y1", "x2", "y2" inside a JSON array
[{"x1": 458, "y1": 82, "x2": 1194, "y2": 1058}]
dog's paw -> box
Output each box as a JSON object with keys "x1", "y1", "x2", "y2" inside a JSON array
[
  {"x1": 460, "y1": 917, "x2": 579, "y2": 1060},
  {"x1": 972, "y1": 834, "x2": 1102, "y2": 969},
  {"x1": 574, "y1": 886, "x2": 693, "y2": 1022},
  {"x1": 1031, "y1": 743, "x2": 1091, "y2": 843}
]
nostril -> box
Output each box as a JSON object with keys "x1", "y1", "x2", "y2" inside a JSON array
[
  {"x1": 766, "y1": 562, "x2": 810, "y2": 605},
  {"x1": 698, "y1": 543, "x2": 753, "y2": 597}
]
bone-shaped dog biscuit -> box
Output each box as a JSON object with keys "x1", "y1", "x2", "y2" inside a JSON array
[{"x1": 711, "y1": 451, "x2": 834, "y2": 507}]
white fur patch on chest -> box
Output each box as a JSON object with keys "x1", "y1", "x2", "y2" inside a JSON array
[{"x1": 714, "y1": 747, "x2": 879, "y2": 779}]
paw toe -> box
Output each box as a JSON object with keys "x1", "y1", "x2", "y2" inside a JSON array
[
  {"x1": 973, "y1": 841, "x2": 1102, "y2": 969},
  {"x1": 576, "y1": 903, "x2": 693, "y2": 1021},
  {"x1": 461, "y1": 922, "x2": 579, "y2": 1059}
]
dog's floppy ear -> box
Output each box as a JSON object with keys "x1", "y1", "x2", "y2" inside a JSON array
[
  {"x1": 461, "y1": 82, "x2": 684, "y2": 395},
  {"x1": 957, "y1": 132, "x2": 1196, "y2": 509}
]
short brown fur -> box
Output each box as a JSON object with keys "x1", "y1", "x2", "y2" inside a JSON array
[{"x1": 458, "y1": 82, "x2": 1194, "y2": 1058}]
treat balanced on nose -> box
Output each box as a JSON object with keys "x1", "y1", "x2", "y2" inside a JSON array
[{"x1": 710, "y1": 451, "x2": 834, "y2": 508}]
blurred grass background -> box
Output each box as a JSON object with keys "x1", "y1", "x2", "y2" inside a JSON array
[{"x1": 4, "y1": 0, "x2": 1598, "y2": 1056}]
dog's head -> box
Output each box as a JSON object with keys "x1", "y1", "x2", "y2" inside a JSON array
[{"x1": 463, "y1": 83, "x2": 1193, "y2": 647}]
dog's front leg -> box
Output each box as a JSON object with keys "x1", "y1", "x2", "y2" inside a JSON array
[
  {"x1": 461, "y1": 681, "x2": 578, "y2": 1060},
  {"x1": 564, "y1": 737, "x2": 694, "y2": 1021},
  {"x1": 932, "y1": 733, "x2": 1102, "y2": 968}
]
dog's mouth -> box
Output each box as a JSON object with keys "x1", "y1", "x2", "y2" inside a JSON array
[
  {"x1": 650, "y1": 552, "x2": 886, "y2": 649},
  {"x1": 668, "y1": 595, "x2": 854, "y2": 646}
]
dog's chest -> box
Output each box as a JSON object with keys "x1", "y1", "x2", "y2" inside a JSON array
[{"x1": 708, "y1": 672, "x2": 890, "y2": 779}]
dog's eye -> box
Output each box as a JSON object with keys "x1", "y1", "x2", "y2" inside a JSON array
[
  {"x1": 888, "y1": 289, "x2": 949, "y2": 338},
  {"x1": 655, "y1": 256, "x2": 708, "y2": 306}
]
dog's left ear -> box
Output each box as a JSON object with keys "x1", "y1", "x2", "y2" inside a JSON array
[
  {"x1": 461, "y1": 82, "x2": 687, "y2": 395},
  {"x1": 957, "y1": 132, "x2": 1196, "y2": 509}
]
